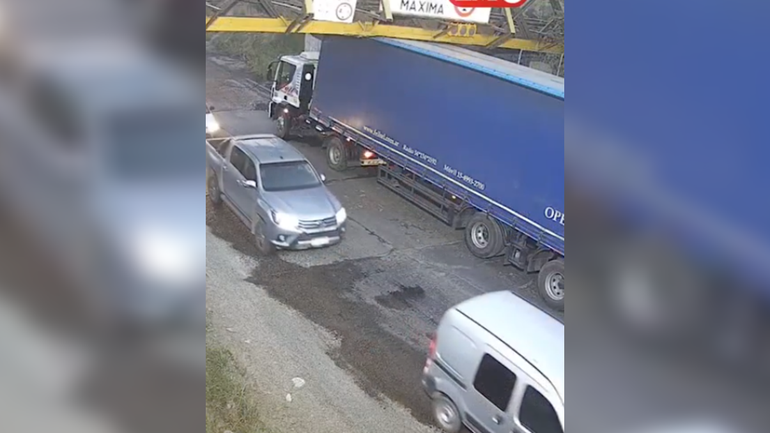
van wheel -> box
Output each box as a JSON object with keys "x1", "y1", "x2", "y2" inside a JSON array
[
  {"x1": 431, "y1": 394, "x2": 462, "y2": 433},
  {"x1": 325, "y1": 136, "x2": 349, "y2": 172},
  {"x1": 464, "y1": 212, "x2": 504, "y2": 259},
  {"x1": 538, "y1": 259, "x2": 565, "y2": 311},
  {"x1": 276, "y1": 111, "x2": 292, "y2": 139},
  {"x1": 254, "y1": 219, "x2": 275, "y2": 255},
  {"x1": 207, "y1": 173, "x2": 222, "y2": 207}
]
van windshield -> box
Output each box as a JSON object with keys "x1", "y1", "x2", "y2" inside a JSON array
[{"x1": 260, "y1": 161, "x2": 320, "y2": 192}]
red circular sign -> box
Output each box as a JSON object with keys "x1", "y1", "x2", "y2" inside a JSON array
[{"x1": 454, "y1": 6, "x2": 474, "y2": 18}]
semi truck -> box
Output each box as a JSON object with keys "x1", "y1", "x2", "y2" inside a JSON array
[{"x1": 266, "y1": 36, "x2": 565, "y2": 311}]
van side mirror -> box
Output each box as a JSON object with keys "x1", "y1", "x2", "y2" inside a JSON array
[{"x1": 208, "y1": 105, "x2": 215, "y2": 111}]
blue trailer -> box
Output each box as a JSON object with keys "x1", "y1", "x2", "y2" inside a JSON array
[{"x1": 266, "y1": 36, "x2": 565, "y2": 310}]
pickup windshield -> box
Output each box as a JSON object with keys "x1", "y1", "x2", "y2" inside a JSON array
[{"x1": 260, "y1": 161, "x2": 320, "y2": 192}]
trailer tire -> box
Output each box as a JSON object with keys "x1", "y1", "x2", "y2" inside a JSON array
[
  {"x1": 538, "y1": 259, "x2": 565, "y2": 311},
  {"x1": 464, "y1": 213, "x2": 505, "y2": 259},
  {"x1": 325, "y1": 136, "x2": 349, "y2": 171},
  {"x1": 604, "y1": 237, "x2": 714, "y2": 344},
  {"x1": 275, "y1": 111, "x2": 292, "y2": 139}
]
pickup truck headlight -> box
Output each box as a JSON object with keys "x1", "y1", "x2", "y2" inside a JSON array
[
  {"x1": 335, "y1": 207, "x2": 347, "y2": 224},
  {"x1": 272, "y1": 211, "x2": 299, "y2": 230}
]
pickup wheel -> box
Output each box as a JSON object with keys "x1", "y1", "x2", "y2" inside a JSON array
[
  {"x1": 538, "y1": 259, "x2": 565, "y2": 311},
  {"x1": 324, "y1": 136, "x2": 349, "y2": 171},
  {"x1": 207, "y1": 172, "x2": 222, "y2": 207},
  {"x1": 275, "y1": 111, "x2": 292, "y2": 139},
  {"x1": 254, "y1": 219, "x2": 275, "y2": 255},
  {"x1": 464, "y1": 212, "x2": 505, "y2": 259}
]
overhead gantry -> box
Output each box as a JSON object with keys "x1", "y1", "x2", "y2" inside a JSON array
[{"x1": 205, "y1": 0, "x2": 564, "y2": 54}]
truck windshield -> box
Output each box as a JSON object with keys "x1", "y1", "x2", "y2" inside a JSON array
[
  {"x1": 260, "y1": 161, "x2": 320, "y2": 192},
  {"x1": 106, "y1": 109, "x2": 198, "y2": 179}
]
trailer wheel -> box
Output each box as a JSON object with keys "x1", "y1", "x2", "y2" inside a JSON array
[
  {"x1": 275, "y1": 111, "x2": 292, "y2": 139},
  {"x1": 605, "y1": 237, "x2": 715, "y2": 344},
  {"x1": 464, "y1": 213, "x2": 505, "y2": 259},
  {"x1": 325, "y1": 136, "x2": 349, "y2": 171},
  {"x1": 538, "y1": 259, "x2": 565, "y2": 311}
]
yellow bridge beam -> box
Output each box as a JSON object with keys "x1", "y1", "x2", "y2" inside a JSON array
[{"x1": 206, "y1": 17, "x2": 563, "y2": 54}]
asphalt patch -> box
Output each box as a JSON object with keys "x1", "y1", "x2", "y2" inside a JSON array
[
  {"x1": 375, "y1": 284, "x2": 426, "y2": 311},
  {"x1": 207, "y1": 197, "x2": 435, "y2": 425}
]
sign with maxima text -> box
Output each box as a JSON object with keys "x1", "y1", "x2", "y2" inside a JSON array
[
  {"x1": 448, "y1": 0, "x2": 528, "y2": 8},
  {"x1": 385, "y1": 0, "x2": 492, "y2": 24}
]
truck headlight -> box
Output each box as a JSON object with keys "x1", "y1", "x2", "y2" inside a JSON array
[
  {"x1": 335, "y1": 207, "x2": 347, "y2": 224},
  {"x1": 272, "y1": 211, "x2": 299, "y2": 230}
]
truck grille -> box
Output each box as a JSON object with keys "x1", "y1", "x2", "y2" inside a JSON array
[{"x1": 298, "y1": 216, "x2": 337, "y2": 230}]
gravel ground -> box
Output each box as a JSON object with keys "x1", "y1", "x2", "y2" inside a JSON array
[{"x1": 205, "y1": 51, "x2": 560, "y2": 432}]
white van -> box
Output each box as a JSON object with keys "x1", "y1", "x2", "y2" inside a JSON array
[{"x1": 422, "y1": 291, "x2": 564, "y2": 433}]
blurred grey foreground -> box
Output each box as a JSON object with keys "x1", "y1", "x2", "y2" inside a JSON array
[
  {"x1": 567, "y1": 119, "x2": 770, "y2": 433},
  {"x1": 0, "y1": 1, "x2": 204, "y2": 433}
]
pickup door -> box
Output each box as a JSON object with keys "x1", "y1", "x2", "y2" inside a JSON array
[{"x1": 222, "y1": 144, "x2": 259, "y2": 224}]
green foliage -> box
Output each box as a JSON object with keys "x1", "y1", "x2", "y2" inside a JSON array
[
  {"x1": 206, "y1": 345, "x2": 274, "y2": 433},
  {"x1": 212, "y1": 33, "x2": 305, "y2": 78}
]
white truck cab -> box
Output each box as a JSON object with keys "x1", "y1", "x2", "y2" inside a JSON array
[
  {"x1": 265, "y1": 50, "x2": 384, "y2": 170},
  {"x1": 266, "y1": 52, "x2": 318, "y2": 138}
]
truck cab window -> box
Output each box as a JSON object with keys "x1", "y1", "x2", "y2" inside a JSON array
[
  {"x1": 277, "y1": 62, "x2": 296, "y2": 88},
  {"x1": 519, "y1": 386, "x2": 562, "y2": 433},
  {"x1": 473, "y1": 354, "x2": 517, "y2": 411}
]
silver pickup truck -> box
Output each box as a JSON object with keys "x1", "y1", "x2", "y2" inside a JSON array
[{"x1": 206, "y1": 134, "x2": 347, "y2": 254}]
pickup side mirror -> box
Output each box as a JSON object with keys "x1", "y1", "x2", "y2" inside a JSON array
[{"x1": 320, "y1": 173, "x2": 326, "y2": 182}]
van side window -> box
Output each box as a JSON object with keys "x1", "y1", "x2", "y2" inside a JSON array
[
  {"x1": 473, "y1": 354, "x2": 516, "y2": 411},
  {"x1": 519, "y1": 386, "x2": 562, "y2": 433}
]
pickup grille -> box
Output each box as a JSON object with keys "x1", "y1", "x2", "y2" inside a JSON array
[
  {"x1": 298, "y1": 216, "x2": 337, "y2": 230},
  {"x1": 297, "y1": 229, "x2": 340, "y2": 242}
]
